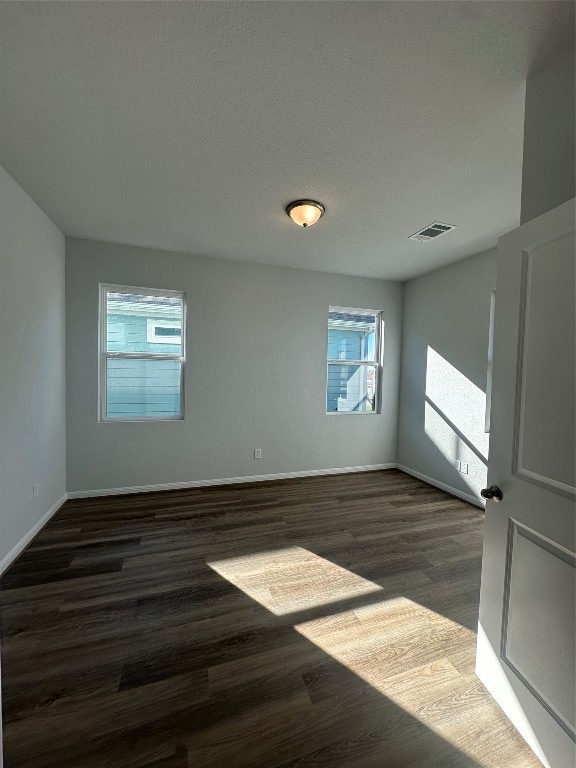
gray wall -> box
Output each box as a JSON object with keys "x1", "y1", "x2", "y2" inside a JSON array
[
  {"x1": 65, "y1": 238, "x2": 402, "y2": 493},
  {"x1": 397, "y1": 249, "x2": 497, "y2": 502},
  {"x1": 0, "y1": 164, "x2": 66, "y2": 567},
  {"x1": 521, "y1": 41, "x2": 575, "y2": 224}
]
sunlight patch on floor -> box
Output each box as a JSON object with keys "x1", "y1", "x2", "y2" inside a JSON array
[
  {"x1": 209, "y1": 545, "x2": 532, "y2": 767},
  {"x1": 295, "y1": 597, "x2": 505, "y2": 767},
  {"x1": 476, "y1": 623, "x2": 548, "y2": 768},
  {"x1": 295, "y1": 594, "x2": 473, "y2": 698},
  {"x1": 208, "y1": 546, "x2": 383, "y2": 615}
]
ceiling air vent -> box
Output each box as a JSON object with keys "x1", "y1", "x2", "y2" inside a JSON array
[{"x1": 409, "y1": 222, "x2": 456, "y2": 242}]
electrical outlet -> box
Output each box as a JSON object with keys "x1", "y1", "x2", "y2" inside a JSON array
[
  {"x1": 254, "y1": 448, "x2": 262, "y2": 459},
  {"x1": 460, "y1": 462, "x2": 469, "y2": 475},
  {"x1": 33, "y1": 483, "x2": 39, "y2": 500}
]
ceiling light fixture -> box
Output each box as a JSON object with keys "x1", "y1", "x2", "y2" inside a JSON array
[{"x1": 286, "y1": 199, "x2": 325, "y2": 228}]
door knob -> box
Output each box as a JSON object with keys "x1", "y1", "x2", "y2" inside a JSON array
[{"x1": 481, "y1": 485, "x2": 503, "y2": 502}]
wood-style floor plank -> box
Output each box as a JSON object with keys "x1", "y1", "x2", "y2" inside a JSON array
[{"x1": 1, "y1": 469, "x2": 541, "y2": 767}]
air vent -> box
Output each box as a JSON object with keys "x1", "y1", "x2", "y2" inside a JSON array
[{"x1": 409, "y1": 222, "x2": 456, "y2": 242}]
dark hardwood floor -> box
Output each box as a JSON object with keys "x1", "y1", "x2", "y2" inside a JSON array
[{"x1": 0, "y1": 469, "x2": 541, "y2": 767}]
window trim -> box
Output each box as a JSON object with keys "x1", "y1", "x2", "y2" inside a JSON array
[
  {"x1": 326, "y1": 305, "x2": 383, "y2": 415},
  {"x1": 99, "y1": 283, "x2": 186, "y2": 423}
]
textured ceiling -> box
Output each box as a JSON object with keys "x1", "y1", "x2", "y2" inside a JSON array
[{"x1": 0, "y1": 1, "x2": 573, "y2": 280}]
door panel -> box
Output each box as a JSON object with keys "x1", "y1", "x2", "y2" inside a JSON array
[
  {"x1": 477, "y1": 199, "x2": 576, "y2": 768},
  {"x1": 516, "y1": 234, "x2": 576, "y2": 490},
  {"x1": 503, "y1": 521, "x2": 575, "y2": 736}
]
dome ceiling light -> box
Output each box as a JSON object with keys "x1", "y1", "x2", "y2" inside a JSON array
[{"x1": 286, "y1": 199, "x2": 325, "y2": 228}]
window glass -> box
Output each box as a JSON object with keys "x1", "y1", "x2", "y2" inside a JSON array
[
  {"x1": 100, "y1": 286, "x2": 185, "y2": 421},
  {"x1": 106, "y1": 358, "x2": 182, "y2": 419},
  {"x1": 327, "y1": 308, "x2": 381, "y2": 414},
  {"x1": 106, "y1": 291, "x2": 183, "y2": 355},
  {"x1": 327, "y1": 363, "x2": 378, "y2": 413}
]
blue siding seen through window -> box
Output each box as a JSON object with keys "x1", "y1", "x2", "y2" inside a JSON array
[
  {"x1": 106, "y1": 358, "x2": 182, "y2": 418},
  {"x1": 107, "y1": 313, "x2": 181, "y2": 355}
]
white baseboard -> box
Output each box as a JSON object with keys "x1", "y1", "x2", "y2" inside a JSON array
[
  {"x1": 66, "y1": 464, "x2": 397, "y2": 499},
  {"x1": 0, "y1": 493, "x2": 68, "y2": 575},
  {"x1": 66, "y1": 464, "x2": 483, "y2": 507},
  {"x1": 396, "y1": 464, "x2": 484, "y2": 509},
  {"x1": 0, "y1": 464, "x2": 481, "y2": 582}
]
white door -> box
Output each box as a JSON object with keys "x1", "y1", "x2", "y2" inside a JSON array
[{"x1": 476, "y1": 198, "x2": 576, "y2": 768}]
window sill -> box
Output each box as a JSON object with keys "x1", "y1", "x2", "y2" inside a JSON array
[{"x1": 99, "y1": 417, "x2": 184, "y2": 423}]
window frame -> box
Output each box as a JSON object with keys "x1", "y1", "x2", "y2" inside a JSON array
[
  {"x1": 99, "y1": 283, "x2": 186, "y2": 423},
  {"x1": 326, "y1": 305, "x2": 383, "y2": 416}
]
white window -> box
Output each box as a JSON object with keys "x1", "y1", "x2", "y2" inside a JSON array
[
  {"x1": 146, "y1": 319, "x2": 182, "y2": 345},
  {"x1": 99, "y1": 285, "x2": 185, "y2": 421},
  {"x1": 326, "y1": 306, "x2": 382, "y2": 414}
]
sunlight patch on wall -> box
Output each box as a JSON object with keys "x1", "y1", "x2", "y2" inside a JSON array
[
  {"x1": 424, "y1": 401, "x2": 461, "y2": 464},
  {"x1": 208, "y1": 546, "x2": 383, "y2": 615},
  {"x1": 425, "y1": 346, "x2": 489, "y2": 495},
  {"x1": 425, "y1": 346, "x2": 488, "y2": 460}
]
